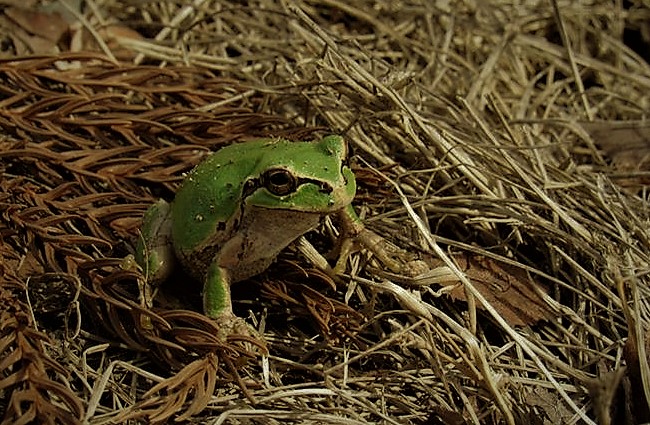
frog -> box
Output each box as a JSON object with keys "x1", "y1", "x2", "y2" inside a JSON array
[{"x1": 134, "y1": 135, "x2": 406, "y2": 336}]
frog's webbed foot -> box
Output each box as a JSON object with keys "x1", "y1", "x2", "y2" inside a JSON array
[
  {"x1": 212, "y1": 312, "x2": 260, "y2": 341},
  {"x1": 336, "y1": 226, "x2": 429, "y2": 277},
  {"x1": 329, "y1": 205, "x2": 429, "y2": 277}
]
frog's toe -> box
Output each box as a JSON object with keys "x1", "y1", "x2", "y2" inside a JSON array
[{"x1": 213, "y1": 313, "x2": 260, "y2": 340}]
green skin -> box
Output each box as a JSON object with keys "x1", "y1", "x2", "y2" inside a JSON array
[{"x1": 135, "y1": 136, "x2": 361, "y2": 326}]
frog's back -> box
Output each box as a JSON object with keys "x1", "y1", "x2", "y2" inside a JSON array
[{"x1": 169, "y1": 140, "x2": 271, "y2": 252}]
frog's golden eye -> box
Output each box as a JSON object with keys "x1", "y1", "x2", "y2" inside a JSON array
[{"x1": 262, "y1": 168, "x2": 297, "y2": 196}]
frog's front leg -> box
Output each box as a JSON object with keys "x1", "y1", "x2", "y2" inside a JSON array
[
  {"x1": 203, "y1": 262, "x2": 251, "y2": 337},
  {"x1": 203, "y1": 262, "x2": 232, "y2": 318}
]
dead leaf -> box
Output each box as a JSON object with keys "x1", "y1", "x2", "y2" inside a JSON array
[
  {"x1": 12, "y1": 251, "x2": 45, "y2": 279},
  {"x1": 432, "y1": 255, "x2": 552, "y2": 327},
  {"x1": 10, "y1": 31, "x2": 58, "y2": 54},
  {"x1": 581, "y1": 121, "x2": 650, "y2": 186},
  {"x1": 0, "y1": 6, "x2": 71, "y2": 55},
  {"x1": 5, "y1": 7, "x2": 69, "y2": 42},
  {"x1": 525, "y1": 387, "x2": 574, "y2": 424},
  {"x1": 70, "y1": 23, "x2": 145, "y2": 61},
  {"x1": 0, "y1": 0, "x2": 37, "y2": 8}
]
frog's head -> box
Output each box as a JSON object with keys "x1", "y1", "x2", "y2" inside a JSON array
[{"x1": 244, "y1": 135, "x2": 356, "y2": 213}]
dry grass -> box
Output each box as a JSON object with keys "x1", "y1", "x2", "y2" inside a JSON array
[{"x1": 1, "y1": 0, "x2": 650, "y2": 424}]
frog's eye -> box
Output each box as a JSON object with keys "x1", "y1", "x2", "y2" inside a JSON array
[{"x1": 262, "y1": 168, "x2": 297, "y2": 196}]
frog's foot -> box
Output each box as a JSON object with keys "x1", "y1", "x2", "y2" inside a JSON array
[
  {"x1": 212, "y1": 312, "x2": 260, "y2": 341},
  {"x1": 211, "y1": 312, "x2": 267, "y2": 356},
  {"x1": 334, "y1": 227, "x2": 427, "y2": 276},
  {"x1": 333, "y1": 206, "x2": 429, "y2": 277}
]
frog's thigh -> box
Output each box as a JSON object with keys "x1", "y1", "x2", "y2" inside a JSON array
[
  {"x1": 203, "y1": 262, "x2": 233, "y2": 319},
  {"x1": 137, "y1": 199, "x2": 176, "y2": 283}
]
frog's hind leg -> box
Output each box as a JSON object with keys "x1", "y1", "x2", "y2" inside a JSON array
[{"x1": 136, "y1": 199, "x2": 177, "y2": 284}]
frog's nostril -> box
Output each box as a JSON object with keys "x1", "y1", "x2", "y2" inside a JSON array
[{"x1": 319, "y1": 182, "x2": 334, "y2": 193}]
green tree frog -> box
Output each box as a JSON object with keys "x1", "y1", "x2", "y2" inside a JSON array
[{"x1": 135, "y1": 135, "x2": 402, "y2": 335}]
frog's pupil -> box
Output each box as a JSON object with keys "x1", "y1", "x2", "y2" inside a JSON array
[
  {"x1": 269, "y1": 170, "x2": 290, "y2": 186},
  {"x1": 263, "y1": 168, "x2": 296, "y2": 196}
]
